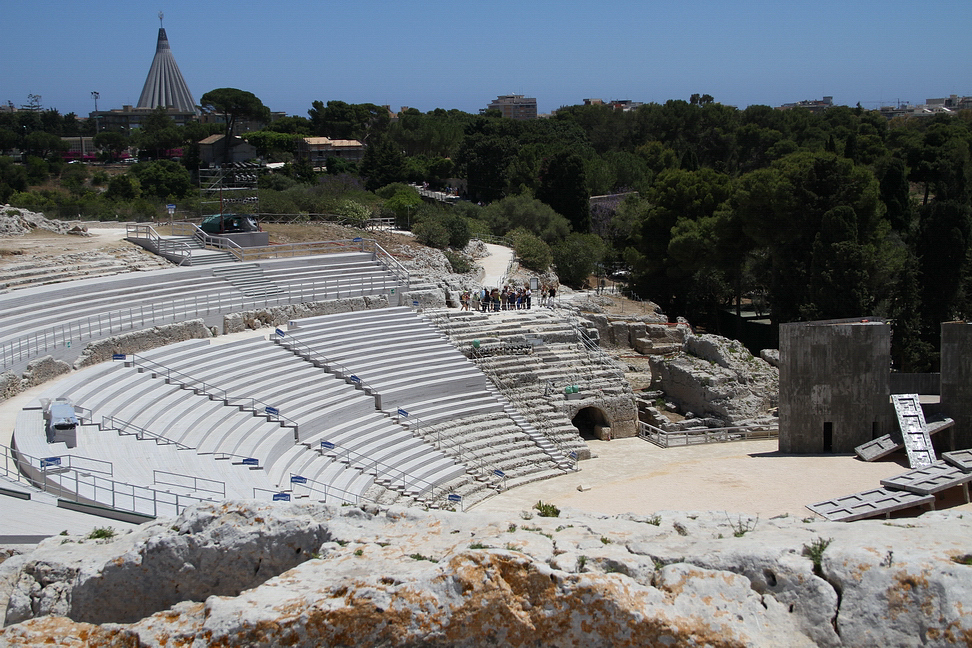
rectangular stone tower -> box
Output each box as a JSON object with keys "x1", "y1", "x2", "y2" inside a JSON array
[
  {"x1": 939, "y1": 321, "x2": 972, "y2": 450},
  {"x1": 779, "y1": 318, "x2": 893, "y2": 453}
]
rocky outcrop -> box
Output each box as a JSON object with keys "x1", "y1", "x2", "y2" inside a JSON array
[
  {"x1": 72, "y1": 320, "x2": 212, "y2": 369},
  {"x1": 649, "y1": 333, "x2": 779, "y2": 423},
  {"x1": 18, "y1": 355, "x2": 71, "y2": 390},
  {"x1": 1, "y1": 502, "x2": 970, "y2": 647},
  {"x1": 0, "y1": 207, "x2": 76, "y2": 237}
]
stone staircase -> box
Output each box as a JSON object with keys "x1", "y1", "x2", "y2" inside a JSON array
[
  {"x1": 160, "y1": 236, "x2": 237, "y2": 266},
  {"x1": 212, "y1": 264, "x2": 285, "y2": 298}
]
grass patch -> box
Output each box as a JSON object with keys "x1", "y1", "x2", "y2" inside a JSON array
[
  {"x1": 951, "y1": 554, "x2": 972, "y2": 566},
  {"x1": 408, "y1": 553, "x2": 439, "y2": 563},
  {"x1": 87, "y1": 527, "x2": 115, "y2": 540}
]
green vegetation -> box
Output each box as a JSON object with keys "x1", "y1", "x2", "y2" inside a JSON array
[
  {"x1": 533, "y1": 500, "x2": 560, "y2": 518},
  {"x1": 87, "y1": 527, "x2": 116, "y2": 540},
  {"x1": 802, "y1": 537, "x2": 833, "y2": 577},
  {"x1": 408, "y1": 553, "x2": 439, "y2": 563},
  {"x1": 6, "y1": 94, "x2": 972, "y2": 368}
]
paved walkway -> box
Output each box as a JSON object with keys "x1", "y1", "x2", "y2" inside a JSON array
[{"x1": 478, "y1": 243, "x2": 514, "y2": 289}]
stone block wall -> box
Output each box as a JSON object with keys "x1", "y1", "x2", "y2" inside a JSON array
[{"x1": 779, "y1": 319, "x2": 894, "y2": 454}]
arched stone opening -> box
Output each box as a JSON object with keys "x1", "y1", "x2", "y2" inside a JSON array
[{"x1": 571, "y1": 406, "x2": 612, "y2": 441}]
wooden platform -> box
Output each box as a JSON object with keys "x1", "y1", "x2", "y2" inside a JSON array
[{"x1": 807, "y1": 487, "x2": 935, "y2": 522}]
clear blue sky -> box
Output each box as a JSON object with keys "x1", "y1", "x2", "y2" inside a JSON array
[{"x1": 2, "y1": 0, "x2": 968, "y2": 118}]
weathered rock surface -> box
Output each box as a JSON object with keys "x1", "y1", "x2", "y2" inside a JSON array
[
  {"x1": 72, "y1": 320, "x2": 213, "y2": 369},
  {"x1": 19, "y1": 355, "x2": 71, "y2": 390},
  {"x1": 2, "y1": 502, "x2": 970, "y2": 647},
  {"x1": 650, "y1": 333, "x2": 779, "y2": 423},
  {"x1": 0, "y1": 207, "x2": 76, "y2": 237},
  {"x1": 222, "y1": 294, "x2": 389, "y2": 334}
]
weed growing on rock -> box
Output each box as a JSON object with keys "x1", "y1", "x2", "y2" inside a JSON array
[
  {"x1": 408, "y1": 553, "x2": 439, "y2": 563},
  {"x1": 59, "y1": 530, "x2": 68, "y2": 536},
  {"x1": 507, "y1": 523, "x2": 517, "y2": 533},
  {"x1": 353, "y1": 549, "x2": 363, "y2": 557},
  {"x1": 469, "y1": 542, "x2": 489, "y2": 550},
  {"x1": 87, "y1": 527, "x2": 115, "y2": 540},
  {"x1": 802, "y1": 537, "x2": 833, "y2": 577},
  {"x1": 645, "y1": 514, "x2": 662, "y2": 526},
  {"x1": 578, "y1": 555, "x2": 587, "y2": 570},
  {"x1": 534, "y1": 500, "x2": 560, "y2": 517},
  {"x1": 951, "y1": 554, "x2": 972, "y2": 565},
  {"x1": 726, "y1": 514, "x2": 758, "y2": 537},
  {"x1": 505, "y1": 543, "x2": 518, "y2": 551},
  {"x1": 600, "y1": 536, "x2": 612, "y2": 545},
  {"x1": 802, "y1": 517, "x2": 815, "y2": 523},
  {"x1": 519, "y1": 511, "x2": 534, "y2": 520}
]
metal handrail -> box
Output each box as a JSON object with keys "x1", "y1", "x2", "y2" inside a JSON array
[
  {"x1": 127, "y1": 354, "x2": 300, "y2": 439},
  {"x1": 315, "y1": 440, "x2": 441, "y2": 499},
  {"x1": 1, "y1": 443, "x2": 211, "y2": 518},
  {"x1": 153, "y1": 469, "x2": 226, "y2": 497},
  {"x1": 285, "y1": 472, "x2": 376, "y2": 505},
  {"x1": 170, "y1": 221, "x2": 245, "y2": 261},
  {"x1": 99, "y1": 413, "x2": 257, "y2": 463},
  {"x1": 638, "y1": 421, "x2": 779, "y2": 447},
  {"x1": 126, "y1": 223, "x2": 193, "y2": 265},
  {"x1": 0, "y1": 272, "x2": 397, "y2": 372},
  {"x1": 275, "y1": 330, "x2": 381, "y2": 402}
]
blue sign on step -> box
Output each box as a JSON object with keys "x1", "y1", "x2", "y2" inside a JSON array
[
  {"x1": 272, "y1": 493, "x2": 291, "y2": 501},
  {"x1": 448, "y1": 494, "x2": 462, "y2": 502},
  {"x1": 265, "y1": 406, "x2": 280, "y2": 416},
  {"x1": 275, "y1": 328, "x2": 285, "y2": 338},
  {"x1": 290, "y1": 475, "x2": 307, "y2": 484},
  {"x1": 321, "y1": 441, "x2": 335, "y2": 450},
  {"x1": 242, "y1": 458, "x2": 259, "y2": 466},
  {"x1": 41, "y1": 457, "x2": 61, "y2": 468}
]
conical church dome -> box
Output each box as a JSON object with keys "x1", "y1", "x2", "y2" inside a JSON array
[{"x1": 137, "y1": 27, "x2": 198, "y2": 114}]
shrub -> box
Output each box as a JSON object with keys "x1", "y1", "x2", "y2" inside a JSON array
[
  {"x1": 414, "y1": 218, "x2": 450, "y2": 249},
  {"x1": 510, "y1": 228, "x2": 552, "y2": 272},
  {"x1": 533, "y1": 500, "x2": 560, "y2": 517},
  {"x1": 802, "y1": 536, "x2": 833, "y2": 576},
  {"x1": 87, "y1": 527, "x2": 116, "y2": 540},
  {"x1": 443, "y1": 249, "x2": 473, "y2": 273}
]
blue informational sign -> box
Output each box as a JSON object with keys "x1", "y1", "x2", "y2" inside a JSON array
[
  {"x1": 352, "y1": 237, "x2": 363, "y2": 242},
  {"x1": 569, "y1": 451, "x2": 578, "y2": 460},
  {"x1": 493, "y1": 469, "x2": 506, "y2": 478},
  {"x1": 290, "y1": 475, "x2": 307, "y2": 484},
  {"x1": 41, "y1": 457, "x2": 61, "y2": 468},
  {"x1": 242, "y1": 458, "x2": 259, "y2": 466},
  {"x1": 265, "y1": 406, "x2": 280, "y2": 416},
  {"x1": 321, "y1": 441, "x2": 335, "y2": 450},
  {"x1": 275, "y1": 328, "x2": 286, "y2": 338},
  {"x1": 447, "y1": 493, "x2": 462, "y2": 502},
  {"x1": 112, "y1": 353, "x2": 126, "y2": 361},
  {"x1": 412, "y1": 301, "x2": 419, "y2": 307},
  {"x1": 349, "y1": 375, "x2": 360, "y2": 384},
  {"x1": 272, "y1": 493, "x2": 291, "y2": 501},
  {"x1": 397, "y1": 408, "x2": 409, "y2": 418}
]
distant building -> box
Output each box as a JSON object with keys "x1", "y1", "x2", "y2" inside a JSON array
[
  {"x1": 298, "y1": 137, "x2": 366, "y2": 169},
  {"x1": 484, "y1": 94, "x2": 537, "y2": 120},
  {"x1": 199, "y1": 134, "x2": 257, "y2": 166},
  {"x1": 60, "y1": 136, "x2": 97, "y2": 162},
  {"x1": 90, "y1": 19, "x2": 197, "y2": 133},
  {"x1": 778, "y1": 96, "x2": 834, "y2": 114}
]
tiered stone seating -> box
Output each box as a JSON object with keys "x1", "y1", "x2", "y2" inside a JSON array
[
  {"x1": 136, "y1": 335, "x2": 467, "y2": 500},
  {"x1": 281, "y1": 307, "x2": 504, "y2": 424},
  {"x1": 0, "y1": 252, "x2": 402, "y2": 373}
]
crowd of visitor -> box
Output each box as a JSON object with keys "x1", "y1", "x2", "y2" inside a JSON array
[{"x1": 460, "y1": 285, "x2": 558, "y2": 312}]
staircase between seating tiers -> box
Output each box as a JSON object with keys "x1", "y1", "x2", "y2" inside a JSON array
[{"x1": 212, "y1": 264, "x2": 286, "y2": 297}]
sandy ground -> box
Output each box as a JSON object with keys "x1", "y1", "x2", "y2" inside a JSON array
[{"x1": 474, "y1": 437, "x2": 972, "y2": 519}]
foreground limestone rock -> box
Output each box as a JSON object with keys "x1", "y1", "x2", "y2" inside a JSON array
[{"x1": 2, "y1": 501, "x2": 970, "y2": 647}]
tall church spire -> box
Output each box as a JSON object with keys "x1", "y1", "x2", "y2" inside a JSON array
[{"x1": 136, "y1": 17, "x2": 198, "y2": 114}]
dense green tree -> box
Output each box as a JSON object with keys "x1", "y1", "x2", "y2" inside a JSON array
[
  {"x1": 480, "y1": 194, "x2": 570, "y2": 244},
  {"x1": 358, "y1": 137, "x2": 406, "y2": 191},
  {"x1": 536, "y1": 151, "x2": 590, "y2": 232},
  {"x1": 553, "y1": 233, "x2": 607, "y2": 288},
  {"x1": 129, "y1": 160, "x2": 192, "y2": 200},
  {"x1": 93, "y1": 131, "x2": 129, "y2": 163},
  {"x1": 0, "y1": 156, "x2": 28, "y2": 202},
  {"x1": 307, "y1": 100, "x2": 390, "y2": 143},
  {"x1": 200, "y1": 88, "x2": 271, "y2": 161}
]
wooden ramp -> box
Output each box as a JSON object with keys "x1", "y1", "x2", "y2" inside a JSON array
[
  {"x1": 807, "y1": 487, "x2": 935, "y2": 522},
  {"x1": 891, "y1": 394, "x2": 936, "y2": 468},
  {"x1": 855, "y1": 416, "x2": 954, "y2": 463},
  {"x1": 943, "y1": 448, "x2": 972, "y2": 472},
  {"x1": 880, "y1": 461, "x2": 972, "y2": 502}
]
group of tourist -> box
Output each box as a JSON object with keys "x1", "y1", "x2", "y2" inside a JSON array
[{"x1": 460, "y1": 285, "x2": 558, "y2": 312}]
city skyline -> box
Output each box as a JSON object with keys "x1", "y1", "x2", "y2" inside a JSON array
[{"x1": 2, "y1": 0, "x2": 969, "y2": 119}]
